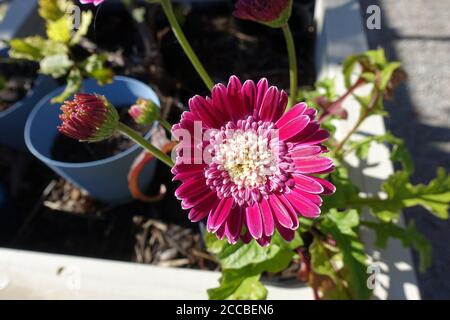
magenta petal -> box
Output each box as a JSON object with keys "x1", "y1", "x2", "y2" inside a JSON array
[
  {"x1": 212, "y1": 84, "x2": 234, "y2": 122},
  {"x1": 241, "y1": 80, "x2": 256, "y2": 115},
  {"x1": 292, "y1": 174, "x2": 325, "y2": 194},
  {"x1": 293, "y1": 156, "x2": 334, "y2": 174},
  {"x1": 278, "y1": 115, "x2": 310, "y2": 141},
  {"x1": 255, "y1": 78, "x2": 268, "y2": 115},
  {"x1": 293, "y1": 188, "x2": 323, "y2": 206},
  {"x1": 245, "y1": 202, "x2": 263, "y2": 239},
  {"x1": 224, "y1": 207, "x2": 243, "y2": 244},
  {"x1": 258, "y1": 86, "x2": 280, "y2": 122},
  {"x1": 297, "y1": 129, "x2": 330, "y2": 146},
  {"x1": 276, "y1": 102, "x2": 308, "y2": 128},
  {"x1": 189, "y1": 95, "x2": 220, "y2": 128},
  {"x1": 227, "y1": 76, "x2": 245, "y2": 120},
  {"x1": 275, "y1": 220, "x2": 296, "y2": 242},
  {"x1": 309, "y1": 176, "x2": 336, "y2": 195},
  {"x1": 240, "y1": 228, "x2": 252, "y2": 244},
  {"x1": 268, "y1": 194, "x2": 294, "y2": 229},
  {"x1": 175, "y1": 177, "x2": 207, "y2": 199},
  {"x1": 286, "y1": 191, "x2": 321, "y2": 218},
  {"x1": 256, "y1": 235, "x2": 272, "y2": 247},
  {"x1": 290, "y1": 145, "x2": 323, "y2": 158},
  {"x1": 188, "y1": 208, "x2": 209, "y2": 222},
  {"x1": 259, "y1": 198, "x2": 275, "y2": 237},
  {"x1": 207, "y1": 197, "x2": 234, "y2": 232}
]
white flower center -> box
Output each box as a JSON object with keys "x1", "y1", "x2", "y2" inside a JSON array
[{"x1": 214, "y1": 130, "x2": 277, "y2": 188}]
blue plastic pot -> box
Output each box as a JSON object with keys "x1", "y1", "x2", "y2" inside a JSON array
[
  {"x1": 0, "y1": 75, "x2": 58, "y2": 150},
  {"x1": 25, "y1": 76, "x2": 160, "y2": 204}
]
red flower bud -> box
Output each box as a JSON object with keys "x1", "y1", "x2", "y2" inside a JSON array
[
  {"x1": 58, "y1": 93, "x2": 119, "y2": 142},
  {"x1": 233, "y1": 0, "x2": 292, "y2": 28}
]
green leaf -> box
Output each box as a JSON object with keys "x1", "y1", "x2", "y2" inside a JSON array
[
  {"x1": 206, "y1": 231, "x2": 301, "y2": 300},
  {"x1": 39, "y1": 53, "x2": 73, "y2": 78},
  {"x1": 310, "y1": 238, "x2": 339, "y2": 283},
  {"x1": 47, "y1": 17, "x2": 72, "y2": 43},
  {"x1": 320, "y1": 209, "x2": 372, "y2": 300},
  {"x1": 208, "y1": 271, "x2": 267, "y2": 300},
  {"x1": 51, "y1": 68, "x2": 82, "y2": 103},
  {"x1": 342, "y1": 54, "x2": 360, "y2": 88},
  {"x1": 9, "y1": 36, "x2": 68, "y2": 62},
  {"x1": 362, "y1": 220, "x2": 432, "y2": 272},
  {"x1": 379, "y1": 168, "x2": 450, "y2": 220},
  {"x1": 38, "y1": 0, "x2": 71, "y2": 21},
  {"x1": 380, "y1": 62, "x2": 401, "y2": 91},
  {"x1": 81, "y1": 54, "x2": 113, "y2": 85}
]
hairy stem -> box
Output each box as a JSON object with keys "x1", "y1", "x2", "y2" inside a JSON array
[{"x1": 334, "y1": 89, "x2": 380, "y2": 156}]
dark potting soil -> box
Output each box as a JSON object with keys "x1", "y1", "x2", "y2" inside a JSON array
[
  {"x1": 51, "y1": 108, "x2": 152, "y2": 163},
  {"x1": 0, "y1": 1, "x2": 317, "y2": 278},
  {"x1": 0, "y1": 61, "x2": 38, "y2": 112}
]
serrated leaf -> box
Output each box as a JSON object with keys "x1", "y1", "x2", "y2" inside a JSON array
[
  {"x1": 39, "y1": 0, "x2": 71, "y2": 21},
  {"x1": 380, "y1": 62, "x2": 401, "y2": 90},
  {"x1": 320, "y1": 209, "x2": 371, "y2": 300},
  {"x1": 362, "y1": 220, "x2": 431, "y2": 272},
  {"x1": 39, "y1": 53, "x2": 73, "y2": 78},
  {"x1": 47, "y1": 17, "x2": 72, "y2": 43},
  {"x1": 381, "y1": 168, "x2": 450, "y2": 219},
  {"x1": 208, "y1": 271, "x2": 267, "y2": 300},
  {"x1": 9, "y1": 36, "x2": 68, "y2": 61},
  {"x1": 206, "y1": 231, "x2": 301, "y2": 300}
]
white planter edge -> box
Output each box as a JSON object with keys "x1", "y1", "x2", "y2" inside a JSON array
[{"x1": 0, "y1": 0, "x2": 420, "y2": 300}]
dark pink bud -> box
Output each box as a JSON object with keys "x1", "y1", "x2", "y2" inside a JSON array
[
  {"x1": 233, "y1": 0, "x2": 292, "y2": 28},
  {"x1": 58, "y1": 93, "x2": 119, "y2": 142}
]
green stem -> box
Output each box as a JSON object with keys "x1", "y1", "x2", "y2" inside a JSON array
[
  {"x1": 282, "y1": 23, "x2": 298, "y2": 110},
  {"x1": 333, "y1": 89, "x2": 380, "y2": 157},
  {"x1": 159, "y1": 118, "x2": 173, "y2": 133},
  {"x1": 159, "y1": 0, "x2": 214, "y2": 91},
  {"x1": 118, "y1": 122, "x2": 174, "y2": 167}
]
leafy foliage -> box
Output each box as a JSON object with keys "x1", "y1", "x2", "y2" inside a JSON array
[
  {"x1": 206, "y1": 232, "x2": 302, "y2": 300},
  {"x1": 8, "y1": 0, "x2": 112, "y2": 102}
]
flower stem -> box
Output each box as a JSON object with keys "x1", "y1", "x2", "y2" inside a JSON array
[
  {"x1": 117, "y1": 122, "x2": 174, "y2": 167},
  {"x1": 282, "y1": 23, "x2": 298, "y2": 110},
  {"x1": 333, "y1": 89, "x2": 380, "y2": 156},
  {"x1": 159, "y1": 0, "x2": 214, "y2": 91},
  {"x1": 159, "y1": 118, "x2": 173, "y2": 134}
]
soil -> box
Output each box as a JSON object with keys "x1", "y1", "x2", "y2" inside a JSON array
[
  {"x1": 0, "y1": 0, "x2": 317, "y2": 279},
  {"x1": 51, "y1": 108, "x2": 152, "y2": 163},
  {"x1": 0, "y1": 61, "x2": 38, "y2": 112}
]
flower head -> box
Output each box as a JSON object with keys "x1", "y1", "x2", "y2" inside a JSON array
[
  {"x1": 233, "y1": 0, "x2": 292, "y2": 28},
  {"x1": 172, "y1": 76, "x2": 335, "y2": 246},
  {"x1": 129, "y1": 98, "x2": 160, "y2": 125},
  {"x1": 58, "y1": 93, "x2": 119, "y2": 142},
  {"x1": 80, "y1": 0, "x2": 105, "y2": 6}
]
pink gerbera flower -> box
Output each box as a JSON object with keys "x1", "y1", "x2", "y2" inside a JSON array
[{"x1": 172, "y1": 76, "x2": 335, "y2": 246}]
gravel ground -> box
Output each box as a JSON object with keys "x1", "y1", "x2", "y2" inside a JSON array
[{"x1": 359, "y1": 0, "x2": 450, "y2": 299}]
